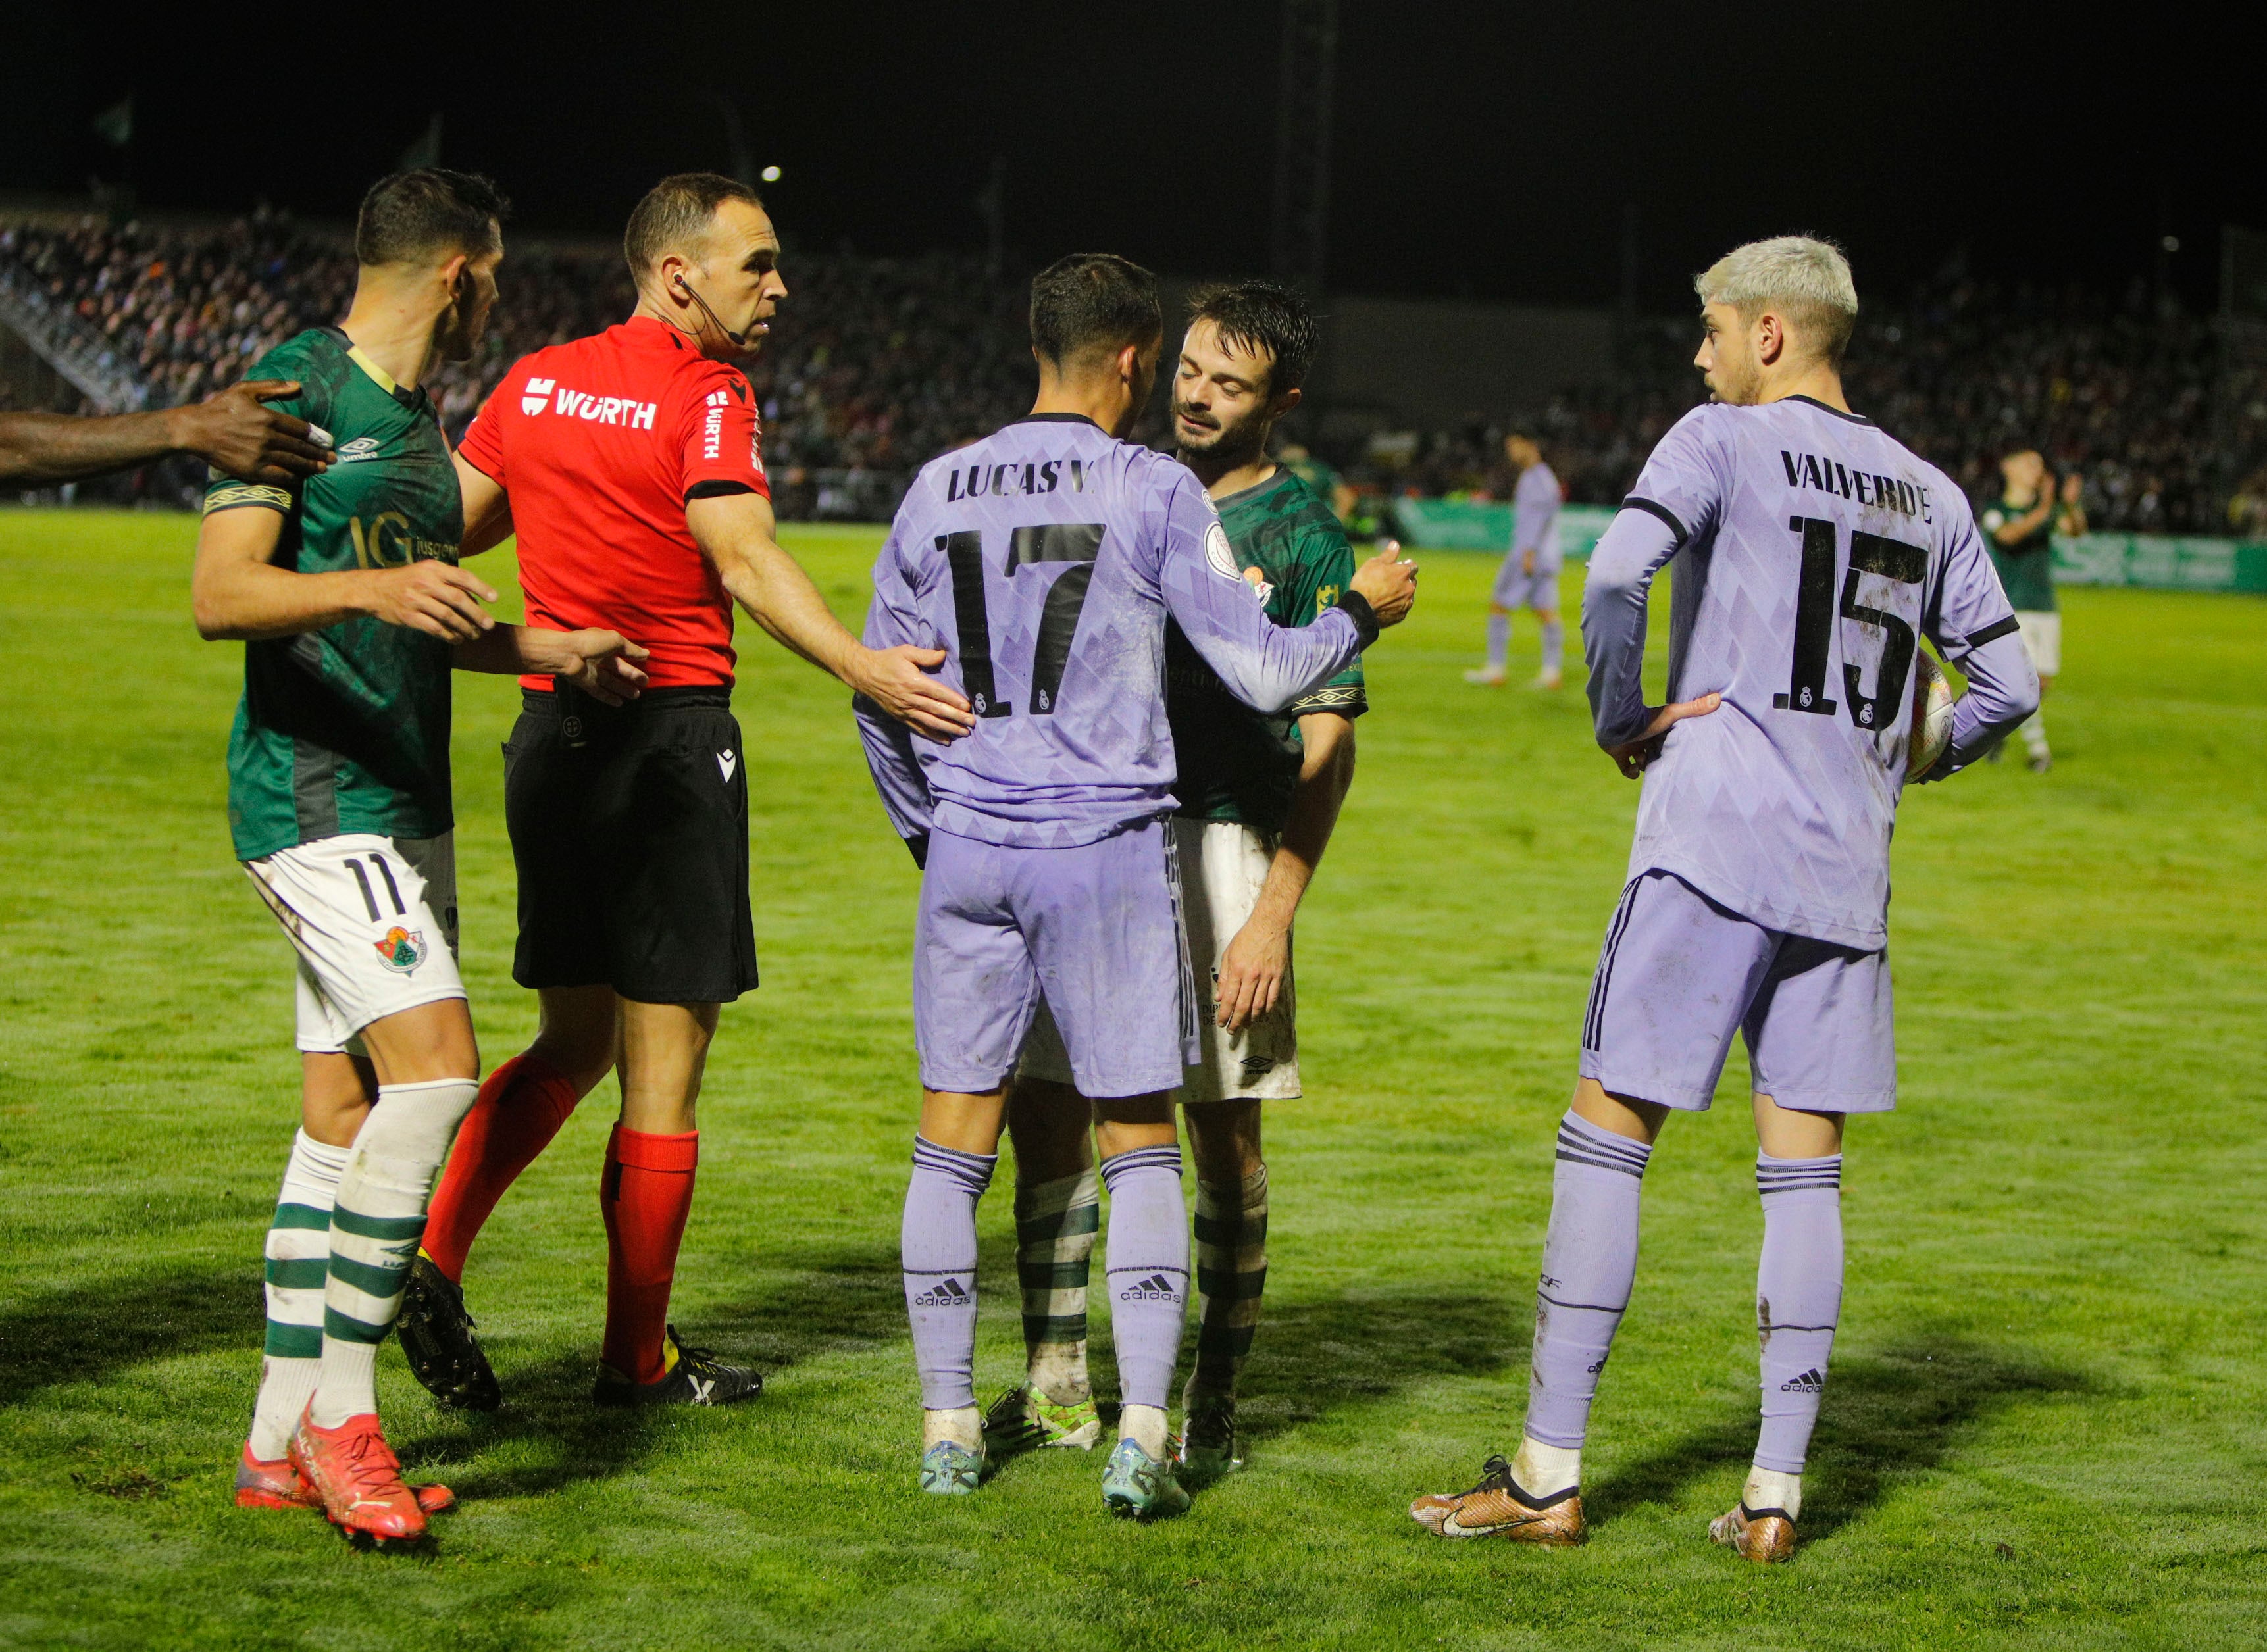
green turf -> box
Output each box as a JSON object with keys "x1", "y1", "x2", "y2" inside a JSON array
[{"x1": 1, "y1": 508, "x2": 2262, "y2": 1651}]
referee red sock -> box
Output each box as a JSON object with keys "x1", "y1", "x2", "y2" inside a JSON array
[
  {"x1": 600, "y1": 1125, "x2": 700, "y2": 1386},
  {"x1": 421, "y1": 1053, "x2": 580, "y2": 1283}
]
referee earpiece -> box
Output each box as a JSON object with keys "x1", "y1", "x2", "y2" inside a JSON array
[{"x1": 672, "y1": 270, "x2": 748, "y2": 347}]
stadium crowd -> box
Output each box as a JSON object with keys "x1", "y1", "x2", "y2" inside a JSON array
[
  {"x1": 5, "y1": 214, "x2": 2265, "y2": 533},
  {"x1": 1375, "y1": 272, "x2": 2267, "y2": 535},
  {"x1": 0, "y1": 213, "x2": 1034, "y2": 512}
]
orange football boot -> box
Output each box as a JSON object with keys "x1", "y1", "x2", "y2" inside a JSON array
[
  {"x1": 287, "y1": 1411, "x2": 432, "y2": 1545},
  {"x1": 236, "y1": 1442, "x2": 454, "y2": 1515}
]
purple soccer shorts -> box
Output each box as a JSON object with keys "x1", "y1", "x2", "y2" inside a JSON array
[
  {"x1": 1577, "y1": 868, "x2": 1895, "y2": 1114},
  {"x1": 913, "y1": 818, "x2": 1198, "y2": 1099}
]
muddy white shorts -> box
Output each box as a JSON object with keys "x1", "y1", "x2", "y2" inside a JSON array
[
  {"x1": 1019, "y1": 816, "x2": 1300, "y2": 1103},
  {"x1": 241, "y1": 832, "x2": 465, "y2": 1055},
  {"x1": 2016, "y1": 611, "x2": 2060, "y2": 678}
]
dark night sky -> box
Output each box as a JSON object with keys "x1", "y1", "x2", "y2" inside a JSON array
[{"x1": 3, "y1": 3, "x2": 2256, "y2": 313}]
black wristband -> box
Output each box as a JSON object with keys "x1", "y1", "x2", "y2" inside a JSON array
[
  {"x1": 905, "y1": 832, "x2": 930, "y2": 871},
  {"x1": 1338, "y1": 588, "x2": 1381, "y2": 647}
]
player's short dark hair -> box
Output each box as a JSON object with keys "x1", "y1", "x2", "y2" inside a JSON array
[
  {"x1": 1184, "y1": 280, "x2": 1318, "y2": 397},
  {"x1": 354, "y1": 170, "x2": 509, "y2": 267},
  {"x1": 1029, "y1": 254, "x2": 1161, "y2": 368},
  {"x1": 625, "y1": 172, "x2": 764, "y2": 278}
]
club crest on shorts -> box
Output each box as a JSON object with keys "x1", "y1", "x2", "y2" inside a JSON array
[{"x1": 373, "y1": 925, "x2": 428, "y2": 974}]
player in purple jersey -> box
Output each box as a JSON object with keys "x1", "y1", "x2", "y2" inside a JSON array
[
  {"x1": 1410, "y1": 236, "x2": 2037, "y2": 1562},
  {"x1": 855, "y1": 255, "x2": 1416, "y2": 1516},
  {"x1": 1465, "y1": 433, "x2": 1566, "y2": 689}
]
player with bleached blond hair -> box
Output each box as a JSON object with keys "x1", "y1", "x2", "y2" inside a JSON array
[{"x1": 1408, "y1": 235, "x2": 2039, "y2": 1561}]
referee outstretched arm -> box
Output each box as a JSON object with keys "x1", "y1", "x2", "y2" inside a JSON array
[
  {"x1": 691, "y1": 488, "x2": 975, "y2": 739},
  {"x1": 453, "y1": 463, "x2": 973, "y2": 739}
]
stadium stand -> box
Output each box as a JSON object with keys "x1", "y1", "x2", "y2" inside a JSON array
[
  {"x1": 5, "y1": 213, "x2": 2264, "y2": 530},
  {"x1": 1350, "y1": 273, "x2": 2267, "y2": 535},
  {"x1": 0, "y1": 213, "x2": 1032, "y2": 515}
]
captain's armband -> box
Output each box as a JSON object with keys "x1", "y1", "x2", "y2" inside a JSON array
[{"x1": 203, "y1": 482, "x2": 294, "y2": 515}]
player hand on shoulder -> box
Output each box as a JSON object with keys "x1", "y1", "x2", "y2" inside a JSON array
[
  {"x1": 367, "y1": 561, "x2": 499, "y2": 643},
  {"x1": 1604, "y1": 691, "x2": 1722, "y2": 780},
  {"x1": 1213, "y1": 915, "x2": 1289, "y2": 1032},
  {"x1": 1350, "y1": 539, "x2": 1419, "y2": 627},
  {"x1": 855, "y1": 643, "x2": 979, "y2": 742},
  {"x1": 532, "y1": 629, "x2": 651, "y2": 705},
  {"x1": 169, "y1": 380, "x2": 334, "y2": 485}
]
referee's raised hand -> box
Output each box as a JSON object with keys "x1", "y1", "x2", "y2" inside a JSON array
[
  {"x1": 855, "y1": 643, "x2": 979, "y2": 741},
  {"x1": 367, "y1": 562, "x2": 499, "y2": 642}
]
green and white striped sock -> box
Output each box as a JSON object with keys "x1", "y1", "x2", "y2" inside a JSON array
[
  {"x1": 1017, "y1": 1168, "x2": 1100, "y2": 1405},
  {"x1": 309, "y1": 1078, "x2": 479, "y2": 1428},
  {"x1": 247, "y1": 1130, "x2": 351, "y2": 1460},
  {"x1": 1186, "y1": 1164, "x2": 1270, "y2": 1405}
]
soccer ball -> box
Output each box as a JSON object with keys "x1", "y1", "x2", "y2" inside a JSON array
[{"x1": 1909, "y1": 649, "x2": 1956, "y2": 777}]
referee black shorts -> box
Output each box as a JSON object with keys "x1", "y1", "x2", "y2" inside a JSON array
[{"x1": 503, "y1": 684, "x2": 758, "y2": 1005}]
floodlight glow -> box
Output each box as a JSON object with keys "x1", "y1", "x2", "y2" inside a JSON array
[{"x1": 762, "y1": 166, "x2": 782, "y2": 182}]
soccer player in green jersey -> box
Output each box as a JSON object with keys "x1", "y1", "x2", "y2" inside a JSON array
[
  {"x1": 992, "y1": 282, "x2": 1373, "y2": 1480},
  {"x1": 193, "y1": 170, "x2": 646, "y2": 1547},
  {"x1": 1979, "y1": 449, "x2": 2082, "y2": 772}
]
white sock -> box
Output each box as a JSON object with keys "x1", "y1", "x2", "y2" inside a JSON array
[
  {"x1": 1514, "y1": 1434, "x2": 1582, "y2": 1497},
  {"x1": 248, "y1": 1130, "x2": 351, "y2": 1459},
  {"x1": 1120, "y1": 1401, "x2": 1171, "y2": 1459},
  {"x1": 309, "y1": 1078, "x2": 478, "y2": 1428},
  {"x1": 1744, "y1": 1466, "x2": 1802, "y2": 1520},
  {"x1": 923, "y1": 1405, "x2": 982, "y2": 1453}
]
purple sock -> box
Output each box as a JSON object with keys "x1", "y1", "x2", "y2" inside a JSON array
[
  {"x1": 1525, "y1": 1111, "x2": 1651, "y2": 1450},
  {"x1": 902, "y1": 1136, "x2": 996, "y2": 1411},
  {"x1": 1100, "y1": 1144, "x2": 1188, "y2": 1411},
  {"x1": 1754, "y1": 1151, "x2": 1843, "y2": 1474},
  {"x1": 1485, "y1": 612, "x2": 1511, "y2": 668}
]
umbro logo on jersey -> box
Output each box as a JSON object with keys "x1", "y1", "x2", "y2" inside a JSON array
[
  {"x1": 717, "y1": 749, "x2": 738, "y2": 782},
  {"x1": 1780, "y1": 1367, "x2": 1826, "y2": 1393},
  {"x1": 913, "y1": 1278, "x2": 971, "y2": 1307},
  {"x1": 1117, "y1": 1274, "x2": 1181, "y2": 1302},
  {"x1": 525, "y1": 380, "x2": 659, "y2": 430},
  {"x1": 333, "y1": 436, "x2": 382, "y2": 463}
]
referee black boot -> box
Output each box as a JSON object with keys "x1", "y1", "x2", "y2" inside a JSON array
[
  {"x1": 592, "y1": 1325, "x2": 763, "y2": 1408},
  {"x1": 397, "y1": 1255, "x2": 503, "y2": 1413}
]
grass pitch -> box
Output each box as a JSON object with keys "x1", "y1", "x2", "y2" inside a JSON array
[{"x1": 1, "y1": 509, "x2": 2262, "y2": 1651}]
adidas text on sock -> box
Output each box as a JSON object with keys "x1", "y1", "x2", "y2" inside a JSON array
[{"x1": 903, "y1": 1137, "x2": 996, "y2": 1412}]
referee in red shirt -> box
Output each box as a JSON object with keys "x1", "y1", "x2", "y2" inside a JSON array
[{"x1": 401, "y1": 173, "x2": 974, "y2": 1409}]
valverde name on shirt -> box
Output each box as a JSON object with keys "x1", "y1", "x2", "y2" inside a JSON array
[{"x1": 1779, "y1": 447, "x2": 1934, "y2": 523}]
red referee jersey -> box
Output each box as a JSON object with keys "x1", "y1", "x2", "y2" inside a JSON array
[{"x1": 457, "y1": 316, "x2": 770, "y2": 689}]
